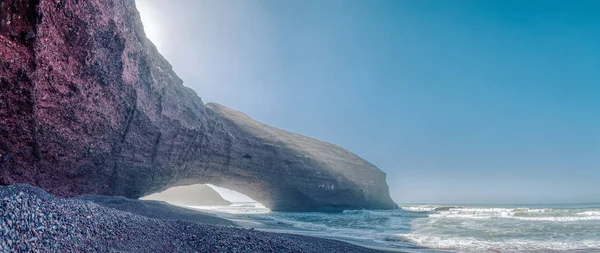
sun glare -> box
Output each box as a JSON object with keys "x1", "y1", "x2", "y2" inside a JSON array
[
  {"x1": 135, "y1": 0, "x2": 163, "y2": 51},
  {"x1": 206, "y1": 184, "x2": 257, "y2": 203}
]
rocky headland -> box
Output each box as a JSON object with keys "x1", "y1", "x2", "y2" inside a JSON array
[{"x1": 0, "y1": 0, "x2": 396, "y2": 212}]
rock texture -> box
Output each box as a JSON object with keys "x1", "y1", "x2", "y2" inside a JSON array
[
  {"x1": 0, "y1": 0, "x2": 397, "y2": 212},
  {"x1": 140, "y1": 184, "x2": 232, "y2": 206}
]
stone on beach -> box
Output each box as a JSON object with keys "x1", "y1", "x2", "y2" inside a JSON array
[{"x1": 0, "y1": 184, "x2": 386, "y2": 253}]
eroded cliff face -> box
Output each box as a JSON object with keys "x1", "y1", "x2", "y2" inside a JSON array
[{"x1": 0, "y1": 0, "x2": 397, "y2": 211}]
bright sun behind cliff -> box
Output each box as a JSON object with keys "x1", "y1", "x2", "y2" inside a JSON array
[
  {"x1": 141, "y1": 184, "x2": 259, "y2": 205},
  {"x1": 206, "y1": 184, "x2": 257, "y2": 203},
  {"x1": 135, "y1": 0, "x2": 163, "y2": 52},
  {"x1": 141, "y1": 184, "x2": 269, "y2": 214}
]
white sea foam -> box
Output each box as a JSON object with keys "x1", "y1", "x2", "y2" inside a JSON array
[
  {"x1": 398, "y1": 233, "x2": 600, "y2": 252},
  {"x1": 400, "y1": 205, "x2": 442, "y2": 212},
  {"x1": 188, "y1": 202, "x2": 270, "y2": 214},
  {"x1": 579, "y1": 210, "x2": 600, "y2": 216},
  {"x1": 423, "y1": 206, "x2": 600, "y2": 221},
  {"x1": 402, "y1": 205, "x2": 600, "y2": 252},
  {"x1": 429, "y1": 207, "x2": 515, "y2": 219},
  {"x1": 510, "y1": 215, "x2": 600, "y2": 221},
  {"x1": 185, "y1": 203, "x2": 600, "y2": 252}
]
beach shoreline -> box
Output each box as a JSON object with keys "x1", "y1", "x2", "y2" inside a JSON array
[
  {"x1": 0, "y1": 184, "x2": 397, "y2": 253},
  {"x1": 83, "y1": 191, "x2": 434, "y2": 252},
  {"x1": 179, "y1": 204, "x2": 448, "y2": 253},
  {"x1": 181, "y1": 202, "x2": 600, "y2": 253}
]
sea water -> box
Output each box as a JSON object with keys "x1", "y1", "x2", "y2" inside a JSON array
[{"x1": 188, "y1": 203, "x2": 600, "y2": 252}]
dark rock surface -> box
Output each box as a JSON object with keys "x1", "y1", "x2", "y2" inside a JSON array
[
  {"x1": 0, "y1": 184, "x2": 388, "y2": 253},
  {"x1": 140, "y1": 184, "x2": 232, "y2": 206},
  {"x1": 0, "y1": 0, "x2": 397, "y2": 212}
]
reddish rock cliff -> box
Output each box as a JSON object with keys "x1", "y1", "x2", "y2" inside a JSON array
[{"x1": 0, "y1": 0, "x2": 396, "y2": 212}]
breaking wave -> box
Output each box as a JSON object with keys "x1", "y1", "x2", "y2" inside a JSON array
[
  {"x1": 188, "y1": 202, "x2": 600, "y2": 252},
  {"x1": 399, "y1": 204, "x2": 600, "y2": 252}
]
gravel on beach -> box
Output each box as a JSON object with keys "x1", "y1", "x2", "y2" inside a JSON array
[
  {"x1": 0, "y1": 184, "x2": 386, "y2": 253},
  {"x1": 78, "y1": 194, "x2": 235, "y2": 227}
]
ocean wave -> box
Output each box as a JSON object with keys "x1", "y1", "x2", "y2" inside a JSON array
[
  {"x1": 268, "y1": 217, "x2": 332, "y2": 231},
  {"x1": 425, "y1": 206, "x2": 600, "y2": 222},
  {"x1": 401, "y1": 205, "x2": 444, "y2": 212},
  {"x1": 342, "y1": 209, "x2": 393, "y2": 216},
  {"x1": 193, "y1": 203, "x2": 600, "y2": 252},
  {"x1": 510, "y1": 216, "x2": 600, "y2": 221},
  {"x1": 187, "y1": 202, "x2": 270, "y2": 214},
  {"x1": 579, "y1": 211, "x2": 600, "y2": 216},
  {"x1": 230, "y1": 203, "x2": 267, "y2": 208},
  {"x1": 397, "y1": 233, "x2": 600, "y2": 251}
]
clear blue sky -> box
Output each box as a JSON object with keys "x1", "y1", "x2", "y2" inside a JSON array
[{"x1": 136, "y1": 0, "x2": 599, "y2": 204}]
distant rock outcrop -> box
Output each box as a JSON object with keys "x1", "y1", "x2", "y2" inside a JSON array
[
  {"x1": 141, "y1": 185, "x2": 231, "y2": 206},
  {"x1": 0, "y1": 0, "x2": 397, "y2": 212}
]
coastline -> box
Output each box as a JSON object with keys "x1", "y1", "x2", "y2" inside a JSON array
[
  {"x1": 82, "y1": 193, "x2": 440, "y2": 252},
  {"x1": 254, "y1": 228, "x2": 448, "y2": 253},
  {"x1": 180, "y1": 204, "x2": 449, "y2": 253},
  {"x1": 0, "y1": 184, "x2": 397, "y2": 252},
  {"x1": 180, "y1": 203, "x2": 600, "y2": 253}
]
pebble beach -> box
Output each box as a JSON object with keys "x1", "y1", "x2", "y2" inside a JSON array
[{"x1": 0, "y1": 184, "x2": 387, "y2": 253}]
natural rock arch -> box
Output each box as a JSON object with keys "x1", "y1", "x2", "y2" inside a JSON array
[
  {"x1": 0, "y1": 0, "x2": 397, "y2": 212},
  {"x1": 141, "y1": 184, "x2": 233, "y2": 206}
]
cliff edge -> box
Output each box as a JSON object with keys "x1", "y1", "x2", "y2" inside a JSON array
[{"x1": 0, "y1": 0, "x2": 397, "y2": 212}]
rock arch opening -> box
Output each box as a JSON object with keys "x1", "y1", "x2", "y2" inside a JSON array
[
  {"x1": 140, "y1": 183, "x2": 269, "y2": 214},
  {"x1": 141, "y1": 184, "x2": 233, "y2": 206},
  {"x1": 205, "y1": 184, "x2": 257, "y2": 203}
]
